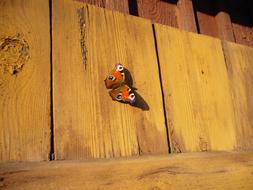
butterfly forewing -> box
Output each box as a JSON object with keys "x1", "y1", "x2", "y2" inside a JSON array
[{"x1": 104, "y1": 64, "x2": 125, "y2": 89}]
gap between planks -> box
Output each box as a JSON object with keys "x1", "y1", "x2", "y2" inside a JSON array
[
  {"x1": 49, "y1": 0, "x2": 55, "y2": 161},
  {"x1": 151, "y1": 24, "x2": 172, "y2": 154}
]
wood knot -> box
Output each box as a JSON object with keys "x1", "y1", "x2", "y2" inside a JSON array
[
  {"x1": 0, "y1": 34, "x2": 29, "y2": 75},
  {"x1": 199, "y1": 137, "x2": 208, "y2": 151}
]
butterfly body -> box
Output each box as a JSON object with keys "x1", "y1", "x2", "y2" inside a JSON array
[{"x1": 105, "y1": 64, "x2": 136, "y2": 104}]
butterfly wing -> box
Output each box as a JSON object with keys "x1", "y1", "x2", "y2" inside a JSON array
[
  {"x1": 109, "y1": 84, "x2": 136, "y2": 104},
  {"x1": 104, "y1": 64, "x2": 125, "y2": 89}
]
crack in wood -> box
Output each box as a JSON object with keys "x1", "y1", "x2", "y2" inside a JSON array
[
  {"x1": 77, "y1": 7, "x2": 88, "y2": 69},
  {"x1": 137, "y1": 166, "x2": 228, "y2": 180},
  {"x1": 137, "y1": 166, "x2": 197, "y2": 180},
  {"x1": 199, "y1": 136, "x2": 208, "y2": 152}
]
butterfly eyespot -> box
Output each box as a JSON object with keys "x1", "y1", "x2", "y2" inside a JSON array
[
  {"x1": 128, "y1": 93, "x2": 136, "y2": 104},
  {"x1": 107, "y1": 75, "x2": 115, "y2": 81},
  {"x1": 116, "y1": 64, "x2": 124, "y2": 72},
  {"x1": 116, "y1": 94, "x2": 122, "y2": 100},
  {"x1": 130, "y1": 94, "x2": 135, "y2": 99}
]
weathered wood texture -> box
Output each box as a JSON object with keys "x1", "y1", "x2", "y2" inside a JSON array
[
  {"x1": 76, "y1": 0, "x2": 105, "y2": 7},
  {"x1": 136, "y1": 0, "x2": 198, "y2": 32},
  {"x1": 193, "y1": 0, "x2": 221, "y2": 39},
  {"x1": 155, "y1": 25, "x2": 237, "y2": 153},
  {"x1": 79, "y1": 0, "x2": 253, "y2": 47},
  {"x1": 53, "y1": 1, "x2": 168, "y2": 159},
  {"x1": 222, "y1": 42, "x2": 253, "y2": 151},
  {"x1": 104, "y1": 0, "x2": 129, "y2": 13},
  {"x1": 136, "y1": 0, "x2": 178, "y2": 27},
  {"x1": 77, "y1": 0, "x2": 129, "y2": 13},
  {"x1": 1, "y1": 152, "x2": 253, "y2": 190},
  {"x1": 177, "y1": 0, "x2": 198, "y2": 32},
  {"x1": 214, "y1": 0, "x2": 235, "y2": 42},
  {"x1": 228, "y1": 0, "x2": 253, "y2": 47},
  {"x1": 193, "y1": 0, "x2": 252, "y2": 46},
  {"x1": 79, "y1": 0, "x2": 197, "y2": 32},
  {"x1": 0, "y1": 0, "x2": 50, "y2": 160}
]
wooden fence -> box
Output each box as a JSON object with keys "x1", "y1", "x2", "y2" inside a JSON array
[
  {"x1": 1, "y1": 0, "x2": 253, "y2": 161},
  {"x1": 79, "y1": 0, "x2": 253, "y2": 47},
  {"x1": 0, "y1": 0, "x2": 253, "y2": 189}
]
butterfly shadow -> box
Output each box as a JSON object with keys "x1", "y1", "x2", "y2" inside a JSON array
[
  {"x1": 131, "y1": 91, "x2": 150, "y2": 111},
  {"x1": 124, "y1": 68, "x2": 150, "y2": 111}
]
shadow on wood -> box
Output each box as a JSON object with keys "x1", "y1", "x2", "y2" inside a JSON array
[
  {"x1": 128, "y1": 0, "x2": 138, "y2": 16},
  {"x1": 124, "y1": 68, "x2": 149, "y2": 111},
  {"x1": 161, "y1": 0, "x2": 178, "y2": 4},
  {"x1": 192, "y1": 0, "x2": 253, "y2": 27},
  {"x1": 132, "y1": 91, "x2": 150, "y2": 111}
]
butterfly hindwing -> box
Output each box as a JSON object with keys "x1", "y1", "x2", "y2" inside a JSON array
[
  {"x1": 109, "y1": 84, "x2": 136, "y2": 104},
  {"x1": 104, "y1": 64, "x2": 125, "y2": 89}
]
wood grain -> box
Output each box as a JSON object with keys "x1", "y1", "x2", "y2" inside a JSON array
[
  {"x1": 177, "y1": 0, "x2": 197, "y2": 33},
  {"x1": 0, "y1": 0, "x2": 50, "y2": 160},
  {"x1": 76, "y1": 0, "x2": 105, "y2": 8},
  {"x1": 137, "y1": 0, "x2": 178, "y2": 27},
  {"x1": 154, "y1": 24, "x2": 237, "y2": 153},
  {"x1": 105, "y1": 0, "x2": 129, "y2": 13},
  {"x1": 222, "y1": 42, "x2": 253, "y2": 151},
  {"x1": 193, "y1": 0, "x2": 235, "y2": 42},
  {"x1": 214, "y1": 0, "x2": 235, "y2": 42},
  {"x1": 1, "y1": 152, "x2": 253, "y2": 190},
  {"x1": 53, "y1": 1, "x2": 168, "y2": 159},
  {"x1": 228, "y1": 0, "x2": 253, "y2": 47},
  {"x1": 193, "y1": 0, "x2": 219, "y2": 38},
  {"x1": 77, "y1": 0, "x2": 129, "y2": 13}
]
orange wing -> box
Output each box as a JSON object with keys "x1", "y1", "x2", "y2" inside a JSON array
[{"x1": 104, "y1": 64, "x2": 125, "y2": 89}]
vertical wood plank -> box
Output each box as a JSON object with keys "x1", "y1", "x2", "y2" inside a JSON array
[
  {"x1": 137, "y1": 0, "x2": 178, "y2": 27},
  {"x1": 214, "y1": 0, "x2": 235, "y2": 42},
  {"x1": 0, "y1": 0, "x2": 50, "y2": 160},
  {"x1": 192, "y1": 0, "x2": 235, "y2": 42},
  {"x1": 53, "y1": 1, "x2": 168, "y2": 159},
  {"x1": 228, "y1": 0, "x2": 253, "y2": 47},
  {"x1": 77, "y1": 0, "x2": 129, "y2": 13},
  {"x1": 154, "y1": 24, "x2": 237, "y2": 152},
  {"x1": 177, "y1": 0, "x2": 197, "y2": 32},
  {"x1": 222, "y1": 42, "x2": 253, "y2": 150},
  {"x1": 77, "y1": 0, "x2": 105, "y2": 7},
  {"x1": 193, "y1": 0, "x2": 219, "y2": 38},
  {"x1": 215, "y1": 11, "x2": 235, "y2": 42},
  {"x1": 105, "y1": 0, "x2": 129, "y2": 13}
]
